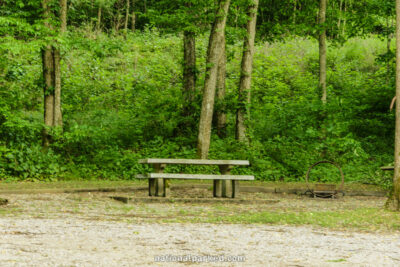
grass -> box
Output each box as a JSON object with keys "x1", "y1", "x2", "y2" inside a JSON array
[
  {"x1": 0, "y1": 179, "x2": 385, "y2": 193},
  {"x1": 157, "y1": 207, "x2": 400, "y2": 232},
  {"x1": 0, "y1": 180, "x2": 394, "y2": 232}
]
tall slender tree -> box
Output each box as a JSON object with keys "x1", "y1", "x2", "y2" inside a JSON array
[
  {"x1": 235, "y1": 0, "x2": 259, "y2": 143},
  {"x1": 131, "y1": 0, "x2": 136, "y2": 31},
  {"x1": 197, "y1": 0, "x2": 231, "y2": 159},
  {"x1": 42, "y1": 0, "x2": 66, "y2": 147},
  {"x1": 319, "y1": 0, "x2": 327, "y2": 103},
  {"x1": 393, "y1": 0, "x2": 400, "y2": 210},
  {"x1": 216, "y1": 33, "x2": 227, "y2": 138},
  {"x1": 124, "y1": 0, "x2": 130, "y2": 32}
]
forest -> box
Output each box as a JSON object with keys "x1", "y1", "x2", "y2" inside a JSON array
[{"x1": 0, "y1": 0, "x2": 397, "y2": 189}]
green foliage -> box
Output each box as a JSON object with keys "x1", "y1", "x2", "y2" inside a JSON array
[{"x1": 0, "y1": 21, "x2": 396, "y2": 186}]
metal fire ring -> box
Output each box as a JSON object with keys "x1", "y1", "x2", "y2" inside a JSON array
[{"x1": 305, "y1": 160, "x2": 344, "y2": 194}]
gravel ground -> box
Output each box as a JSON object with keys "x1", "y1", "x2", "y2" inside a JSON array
[{"x1": 0, "y1": 218, "x2": 399, "y2": 267}]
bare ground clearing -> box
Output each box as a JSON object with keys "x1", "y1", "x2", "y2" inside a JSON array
[{"x1": 0, "y1": 187, "x2": 399, "y2": 266}]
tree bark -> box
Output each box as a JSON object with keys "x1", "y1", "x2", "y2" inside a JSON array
[
  {"x1": 216, "y1": 33, "x2": 227, "y2": 138},
  {"x1": 53, "y1": 48, "x2": 62, "y2": 127},
  {"x1": 235, "y1": 0, "x2": 258, "y2": 143},
  {"x1": 319, "y1": 0, "x2": 327, "y2": 104},
  {"x1": 53, "y1": 0, "x2": 66, "y2": 127},
  {"x1": 42, "y1": 0, "x2": 54, "y2": 147},
  {"x1": 197, "y1": 0, "x2": 231, "y2": 159},
  {"x1": 60, "y1": 0, "x2": 67, "y2": 33},
  {"x1": 131, "y1": 0, "x2": 136, "y2": 31},
  {"x1": 183, "y1": 30, "x2": 196, "y2": 105},
  {"x1": 342, "y1": 0, "x2": 346, "y2": 36},
  {"x1": 124, "y1": 0, "x2": 130, "y2": 32},
  {"x1": 42, "y1": 47, "x2": 54, "y2": 129},
  {"x1": 293, "y1": 0, "x2": 297, "y2": 25},
  {"x1": 97, "y1": 6, "x2": 102, "y2": 31},
  {"x1": 393, "y1": 0, "x2": 400, "y2": 210},
  {"x1": 337, "y1": 0, "x2": 343, "y2": 38}
]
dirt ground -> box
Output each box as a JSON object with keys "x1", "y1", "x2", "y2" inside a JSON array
[{"x1": 0, "y1": 187, "x2": 399, "y2": 266}]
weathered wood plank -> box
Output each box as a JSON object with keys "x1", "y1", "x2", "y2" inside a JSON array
[
  {"x1": 138, "y1": 158, "x2": 250, "y2": 166},
  {"x1": 381, "y1": 166, "x2": 394, "y2": 171},
  {"x1": 136, "y1": 173, "x2": 254, "y2": 180}
]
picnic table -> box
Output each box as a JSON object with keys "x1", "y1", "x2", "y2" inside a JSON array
[{"x1": 136, "y1": 158, "x2": 254, "y2": 198}]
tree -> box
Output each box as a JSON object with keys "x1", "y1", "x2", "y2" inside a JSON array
[
  {"x1": 131, "y1": 0, "x2": 136, "y2": 31},
  {"x1": 319, "y1": 0, "x2": 327, "y2": 104},
  {"x1": 216, "y1": 33, "x2": 227, "y2": 138},
  {"x1": 124, "y1": 0, "x2": 130, "y2": 32},
  {"x1": 235, "y1": 0, "x2": 259, "y2": 142},
  {"x1": 393, "y1": 0, "x2": 400, "y2": 210},
  {"x1": 42, "y1": 0, "x2": 66, "y2": 147},
  {"x1": 197, "y1": 0, "x2": 231, "y2": 159}
]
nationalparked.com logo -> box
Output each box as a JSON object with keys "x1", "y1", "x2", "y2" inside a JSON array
[{"x1": 154, "y1": 254, "x2": 246, "y2": 263}]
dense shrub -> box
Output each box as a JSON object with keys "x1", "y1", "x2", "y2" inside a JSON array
[{"x1": 0, "y1": 31, "x2": 395, "y2": 185}]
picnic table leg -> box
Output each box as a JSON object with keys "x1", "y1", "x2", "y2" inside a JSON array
[
  {"x1": 232, "y1": 180, "x2": 239, "y2": 198},
  {"x1": 219, "y1": 165, "x2": 234, "y2": 198},
  {"x1": 149, "y1": 179, "x2": 156, "y2": 196},
  {"x1": 213, "y1": 180, "x2": 222, "y2": 197},
  {"x1": 163, "y1": 179, "x2": 170, "y2": 197},
  {"x1": 152, "y1": 163, "x2": 166, "y2": 197}
]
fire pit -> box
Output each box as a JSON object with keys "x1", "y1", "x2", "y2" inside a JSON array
[{"x1": 305, "y1": 161, "x2": 344, "y2": 198}]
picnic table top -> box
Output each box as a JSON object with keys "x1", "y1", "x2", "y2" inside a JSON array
[{"x1": 138, "y1": 158, "x2": 250, "y2": 166}]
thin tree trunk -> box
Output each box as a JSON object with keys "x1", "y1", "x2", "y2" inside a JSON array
[
  {"x1": 338, "y1": 0, "x2": 343, "y2": 38},
  {"x1": 115, "y1": 9, "x2": 122, "y2": 32},
  {"x1": 53, "y1": 0, "x2": 66, "y2": 127},
  {"x1": 342, "y1": 0, "x2": 346, "y2": 36},
  {"x1": 293, "y1": 0, "x2": 297, "y2": 25},
  {"x1": 124, "y1": 0, "x2": 130, "y2": 32},
  {"x1": 393, "y1": 0, "x2": 400, "y2": 210},
  {"x1": 97, "y1": 6, "x2": 102, "y2": 31},
  {"x1": 42, "y1": 0, "x2": 54, "y2": 147},
  {"x1": 216, "y1": 33, "x2": 227, "y2": 138},
  {"x1": 319, "y1": 0, "x2": 327, "y2": 104},
  {"x1": 60, "y1": 0, "x2": 67, "y2": 33},
  {"x1": 197, "y1": 0, "x2": 231, "y2": 159},
  {"x1": 131, "y1": 0, "x2": 136, "y2": 31},
  {"x1": 183, "y1": 30, "x2": 196, "y2": 108},
  {"x1": 235, "y1": 0, "x2": 258, "y2": 142},
  {"x1": 42, "y1": 47, "x2": 55, "y2": 128},
  {"x1": 53, "y1": 48, "x2": 62, "y2": 127},
  {"x1": 387, "y1": 17, "x2": 392, "y2": 83}
]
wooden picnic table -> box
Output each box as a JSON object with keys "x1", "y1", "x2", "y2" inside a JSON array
[{"x1": 136, "y1": 158, "x2": 254, "y2": 198}]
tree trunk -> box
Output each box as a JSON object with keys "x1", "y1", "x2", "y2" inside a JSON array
[
  {"x1": 131, "y1": 0, "x2": 136, "y2": 31},
  {"x1": 42, "y1": 47, "x2": 55, "y2": 129},
  {"x1": 53, "y1": 0, "x2": 66, "y2": 127},
  {"x1": 318, "y1": 0, "x2": 326, "y2": 104},
  {"x1": 235, "y1": 0, "x2": 258, "y2": 143},
  {"x1": 42, "y1": 0, "x2": 54, "y2": 147},
  {"x1": 97, "y1": 6, "x2": 102, "y2": 31},
  {"x1": 393, "y1": 0, "x2": 400, "y2": 210},
  {"x1": 125, "y1": 0, "x2": 130, "y2": 32},
  {"x1": 337, "y1": 0, "x2": 343, "y2": 38},
  {"x1": 60, "y1": 0, "x2": 67, "y2": 33},
  {"x1": 183, "y1": 30, "x2": 196, "y2": 105},
  {"x1": 42, "y1": 0, "x2": 64, "y2": 147},
  {"x1": 342, "y1": 0, "x2": 346, "y2": 36},
  {"x1": 53, "y1": 48, "x2": 62, "y2": 127},
  {"x1": 216, "y1": 33, "x2": 227, "y2": 138},
  {"x1": 115, "y1": 9, "x2": 122, "y2": 32},
  {"x1": 319, "y1": 0, "x2": 327, "y2": 104},
  {"x1": 197, "y1": 0, "x2": 231, "y2": 159},
  {"x1": 293, "y1": 0, "x2": 297, "y2": 25}
]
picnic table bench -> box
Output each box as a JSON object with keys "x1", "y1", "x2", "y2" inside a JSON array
[
  {"x1": 381, "y1": 166, "x2": 394, "y2": 171},
  {"x1": 136, "y1": 158, "x2": 254, "y2": 198}
]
